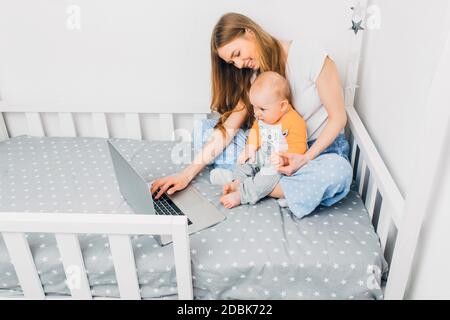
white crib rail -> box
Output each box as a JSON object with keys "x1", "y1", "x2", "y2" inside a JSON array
[
  {"x1": 92, "y1": 113, "x2": 109, "y2": 138},
  {"x1": 0, "y1": 111, "x2": 209, "y2": 142},
  {"x1": 0, "y1": 113, "x2": 8, "y2": 141},
  {"x1": 345, "y1": 106, "x2": 406, "y2": 299},
  {"x1": 0, "y1": 108, "x2": 415, "y2": 300},
  {"x1": 0, "y1": 212, "x2": 193, "y2": 300},
  {"x1": 0, "y1": 110, "x2": 202, "y2": 300}
]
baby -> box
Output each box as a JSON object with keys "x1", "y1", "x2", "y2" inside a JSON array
[{"x1": 220, "y1": 71, "x2": 308, "y2": 209}]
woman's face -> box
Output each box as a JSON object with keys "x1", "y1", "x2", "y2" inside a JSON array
[{"x1": 217, "y1": 30, "x2": 259, "y2": 70}]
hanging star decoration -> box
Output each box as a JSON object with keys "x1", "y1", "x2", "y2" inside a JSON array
[
  {"x1": 350, "y1": 3, "x2": 365, "y2": 35},
  {"x1": 351, "y1": 20, "x2": 364, "y2": 35}
]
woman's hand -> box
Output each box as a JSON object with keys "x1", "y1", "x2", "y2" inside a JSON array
[
  {"x1": 150, "y1": 173, "x2": 191, "y2": 200},
  {"x1": 275, "y1": 152, "x2": 311, "y2": 176}
]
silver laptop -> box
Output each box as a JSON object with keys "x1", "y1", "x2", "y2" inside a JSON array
[{"x1": 107, "y1": 140, "x2": 226, "y2": 245}]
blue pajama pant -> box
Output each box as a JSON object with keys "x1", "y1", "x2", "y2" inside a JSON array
[
  {"x1": 280, "y1": 135, "x2": 353, "y2": 219},
  {"x1": 192, "y1": 118, "x2": 353, "y2": 219}
]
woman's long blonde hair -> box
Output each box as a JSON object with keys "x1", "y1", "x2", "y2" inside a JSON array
[{"x1": 210, "y1": 12, "x2": 288, "y2": 136}]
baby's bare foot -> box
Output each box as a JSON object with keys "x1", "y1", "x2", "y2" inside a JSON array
[
  {"x1": 220, "y1": 191, "x2": 241, "y2": 209},
  {"x1": 223, "y1": 183, "x2": 233, "y2": 195},
  {"x1": 222, "y1": 180, "x2": 240, "y2": 195}
]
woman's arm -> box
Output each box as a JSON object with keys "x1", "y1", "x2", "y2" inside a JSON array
[
  {"x1": 184, "y1": 101, "x2": 248, "y2": 180},
  {"x1": 277, "y1": 56, "x2": 347, "y2": 175},
  {"x1": 151, "y1": 102, "x2": 248, "y2": 199},
  {"x1": 306, "y1": 56, "x2": 347, "y2": 160}
]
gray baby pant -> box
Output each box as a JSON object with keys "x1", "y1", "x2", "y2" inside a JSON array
[{"x1": 232, "y1": 163, "x2": 281, "y2": 205}]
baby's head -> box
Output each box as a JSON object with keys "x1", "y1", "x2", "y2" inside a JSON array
[{"x1": 249, "y1": 71, "x2": 292, "y2": 124}]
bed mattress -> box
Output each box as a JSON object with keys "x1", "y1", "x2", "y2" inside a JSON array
[{"x1": 0, "y1": 135, "x2": 388, "y2": 299}]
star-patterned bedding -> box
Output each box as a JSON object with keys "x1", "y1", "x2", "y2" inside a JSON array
[{"x1": 0, "y1": 135, "x2": 388, "y2": 299}]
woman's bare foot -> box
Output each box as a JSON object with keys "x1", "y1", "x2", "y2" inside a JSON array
[
  {"x1": 220, "y1": 191, "x2": 241, "y2": 209},
  {"x1": 223, "y1": 179, "x2": 240, "y2": 195}
]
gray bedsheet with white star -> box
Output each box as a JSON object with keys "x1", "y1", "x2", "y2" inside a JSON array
[{"x1": 0, "y1": 136, "x2": 388, "y2": 299}]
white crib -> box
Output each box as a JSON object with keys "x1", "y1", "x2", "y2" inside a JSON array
[{"x1": 0, "y1": 106, "x2": 415, "y2": 300}]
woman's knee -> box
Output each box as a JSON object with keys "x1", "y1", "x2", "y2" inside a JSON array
[
  {"x1": 291, "y1": 153, "x2": 351, "y2": 177},
  {"x1": 288, "y1": 153, "x2": 352, "y2": 199},
  {"x1": 329, "y1": 153, "x2": 352, "y2": 176},
  {"x1": 280, "y1": 153, "x2": 353, "y2": 219},
  {"x1": 311, "y1": 153, "x2": 352, "y2": 181},
  {"x1": 316, "y1": 154, "x2": 353, "y2": 204}
]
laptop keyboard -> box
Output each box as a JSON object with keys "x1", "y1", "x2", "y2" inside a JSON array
[{"x1": 152, "y1": 193, "x2": 192, "y2": 225}]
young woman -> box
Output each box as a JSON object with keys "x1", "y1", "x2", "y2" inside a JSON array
[{"x1": 151, "y1": 12, "x2": 353, "y2": 219}]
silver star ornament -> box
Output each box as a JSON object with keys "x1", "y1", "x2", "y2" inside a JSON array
[{"x1": 350, "y1": 20, "x2": 364, "y2": 35}]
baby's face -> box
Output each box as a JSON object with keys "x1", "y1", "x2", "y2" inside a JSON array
[{"x1": 250, "y1": 90, "x2": 285, "y2": 124}]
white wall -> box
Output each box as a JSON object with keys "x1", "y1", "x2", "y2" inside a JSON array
[
  {"x1": 407, "y1": 133, "x2": 450, "y2": 299},
  {"x1": 0, "y1": 0, "x2": 363, "y2": 138},
  {"x1": 354, "y1": 0, "x2": 450, "y2": 299},
  {"x1": 0, "y1": 0, "x2": 357, "y2": 114},
  {"x1": 404, "y1": 17, "x2": 450, "y2": 299},
  {"x1": 355, "y1": 0, "x2": 449, "y2": 196}
]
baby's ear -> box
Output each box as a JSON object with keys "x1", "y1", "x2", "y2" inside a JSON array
[{"x1": 280, "y1": 99, "x2": 289, "y2": 112}]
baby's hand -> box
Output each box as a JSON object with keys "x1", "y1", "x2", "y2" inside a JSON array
[
  {"x1": 238, "y1": 145, "x2": 257, "y2": 164},
  {"x1": 270, "y1": 152, "x2": 286, "y2": 168},
  {"x1": 238, "y1": 150, "x2": 248, "y2": 164}
]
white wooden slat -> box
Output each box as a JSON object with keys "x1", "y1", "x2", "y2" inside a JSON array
[
  {"x1": 58, "y1": 113, "x2": 77, "y2": 137},
  {"x1": 2, "y1": 233, "x2": 45, "y2": 299},
  {"x1": 0, "y1": 112, "x2": 8, "y2": 141},
  {"x1": 54, "y1": 234, "x2": 91, "y2": 299},
  {"x1": 376, "y1": 200, "x2": 393, "y2": 252},
  {"x1": 92, "y1": 113, "x2": 109, "y2": 138},
  {"x1": 383, "y1": 222, "x2": 398, "y2": 265},
  {"x1": 364, "y1": 175, "x2": 378, "y2": 219},
  {"x1": 171, "y1": 217, "x2": 193, "y2": 300},
  {"x1": 350, "y1": 139, "x2": 358, "y2": 169},
  {"x1": 173, "y1": 128, "x2": 193, "y2": 143},
  {"x1": 159, "y1": 113, "x2": 174, "y2": 141},
  {"x1": 26, "y1": 112, "x2": 45, "y2": 137},
  {"x1": 358, "y1": 159, "x2": 367, "y2": 196},
  {"x1": 125, "y1": 113, "x2": 142, "y2": 140},
  {"x1": 108, "y1": 235, "x2": 140, "y2": 299},
  {"x1": 355, "y1": 148, "x2": 363, "y2": 189}
]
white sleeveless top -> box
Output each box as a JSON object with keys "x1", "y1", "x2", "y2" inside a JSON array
[{"x1": 285, "y1": 40, "x2": 330, "y2": 141}]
